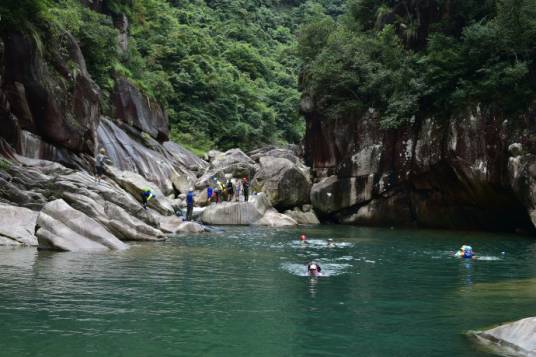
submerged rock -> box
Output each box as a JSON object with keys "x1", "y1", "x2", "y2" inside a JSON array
[
  {"x1": 36, "y1": 199, "x2": 128, "y2": 252},
  {"x1": 0, "y1": 203, "x2": 38, "y2": 246},
  {"x1": 253, "y1": 209, "x2": 297, "y2": 227},
  {"x1": 473, "y1": 317, "x2": 536, "y2": 357}
]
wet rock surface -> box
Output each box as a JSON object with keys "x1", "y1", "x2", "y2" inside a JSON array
[{"x1": 473, "y1": 317, "x2": 536, "y2": 357}]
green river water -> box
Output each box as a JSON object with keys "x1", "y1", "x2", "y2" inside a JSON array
[{"x1": 1, "y1": 225, "x2": 536, "y2": 356}]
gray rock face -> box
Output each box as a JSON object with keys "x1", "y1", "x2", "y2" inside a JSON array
[
  {"x1": 304, "y1": 104, "x2": 536, "y2": 231},
  {"x1": 36, "y1": 199, "x2": 128, "y2": 252},
  {"x1": 97, "y1": 117, "x2": 205, "y2": 195},
  {"x1": 163, "y1": 141, "x2": 209, "y2": 173},
  {"x1": 3, "y1": 30, "x2": 100, "y2": 156},
  {"x1": 473, "y1": 317, "x2": 536, "y2": 357},
  {"x1": 284, "y1": 207, "x2": 320, "y2": 225},
  {"x1": 252, "y1": 156, "x2": 311, "y2": 210},
  {"x1": 310, "y1": 175, "x2": 374, "y2": 215},
  {"x1": 112, "y1": 77, "x2": 169, "y2": 141},
  {"x1": 0, "y1": 203, "x2": 38, "y2": 246},
  {"x1": 106, "y1": 166, "x2": 175, "y2": 216},
  {"x1": 201, "y1": 193, "x2": 271, "y2": 225}
]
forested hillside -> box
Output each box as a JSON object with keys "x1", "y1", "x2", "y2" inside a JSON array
[
  {"x1": 1, "y1": 0, "x2": 343, "y2": 153},
  {"x1": 299, "y1": 0, "x2": 536, "y2": 128}
]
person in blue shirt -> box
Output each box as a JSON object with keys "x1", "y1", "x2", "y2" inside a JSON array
[
  {"x1": 207, "y1": 185, "x2": 213, "y2": 204},
  {"x1": 186, "y1": 188, "x2": 194, "y2": 221}
]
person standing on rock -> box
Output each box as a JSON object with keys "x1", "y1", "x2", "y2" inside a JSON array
[
  {"x1": 226, "y1": 180, "x2": 234, "y2": 202},
  {"x1": 235, "y1": 179, "x2": 242, "y2": 202},
  {"x1": 186, "y1": 188, "x2": 194, "y2": 221},
  {"x1": 207, "y1": 185, "x2": 214, "y2": 204},
  {"x1": 95, "y1": 148, "x2": 109, "y2": 183},
  {"x1": 242, "y1": 177, "x2": 249, "y2": 202}
]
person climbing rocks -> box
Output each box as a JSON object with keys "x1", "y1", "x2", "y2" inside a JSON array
[
  {"x1": 186, "y1": 188, "x2": 194, "y2": 221},
  {"x1": 242, "y1": 177, "x2": 249, "y2": 202},
  {"x1": 226, "y1": 179, "x2": 234, "y2": 202},
  {"x1": 307, "y1": 262, "x2": 321, "y2": 276},
  {"x1": 95, "y1": 148, "x2": 109, "y2": 183},
  {"x1": 141, "y1": 187, "x2": 154, "y2": 210}
]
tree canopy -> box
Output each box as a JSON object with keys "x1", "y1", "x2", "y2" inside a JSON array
[{"x1": 299, "y1": 0, "x2": 536, "y2": 127}]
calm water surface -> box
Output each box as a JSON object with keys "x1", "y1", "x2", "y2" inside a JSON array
[{"x1": 1, "y1": 226, "x2": 536, "y2": 356}]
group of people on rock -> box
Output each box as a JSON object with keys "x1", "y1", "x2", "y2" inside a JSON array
[
  {"x1": 207, "y1": 176, "x2": 249, "y2": 204},
  {"x1": 94, "y1": 147, "x2": 253, "y2": 222}
]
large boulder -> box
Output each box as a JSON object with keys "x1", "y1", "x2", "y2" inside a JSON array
[
  {"x1": 211, "y1": 148, "x2": 254, "y2": 169},
  {"x1": 196, "y1": 149, "x2": 256, "y2": 189},
  {"x1": 0, "y1": 203, "x2": 38, "y2": 246},
  {"x1": 253, "y1": 209, "x2": 297, "y2": 227},
  {"x1": 103, "y1": 202, "x2": 165, "y2": 241},
  {"x1": 473, "y1": 317, "x2": 536, "y2": 357},
  {"x1": 201, "y1": 193, "x2": 271, "y2": 225},
  {"x1": 106, "y1": 166, "x2": 175, "y2": 216},
  {"x1": 36, "y1": 199, "x2": 128, "y2": 252},
  {"x1": 252, "y1": 156, "x2": 311, "y2": 210}
]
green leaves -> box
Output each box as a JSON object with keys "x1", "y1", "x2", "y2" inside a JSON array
[{"x1": 300, "y1": 0, "x2": 536, "y2": 128}]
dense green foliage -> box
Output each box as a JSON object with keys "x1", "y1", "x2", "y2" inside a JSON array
[
  {"x1": 299, "y1": 0, "x2": 536, "y2": 128},
  {"x1": 1, "y1": 0, "x2": 343, "y2": 152}
]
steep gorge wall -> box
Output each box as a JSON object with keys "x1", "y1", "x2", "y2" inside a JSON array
[
  {"x1": 304, "y1": 101, "x2": 536, "y2": 232},
  {"x1": 0, "y1": 3, "x2": 201, "y2": 195}
]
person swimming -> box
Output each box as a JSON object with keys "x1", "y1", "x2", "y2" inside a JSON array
[
  {"x1": 327, "y1": 238, "x2": 335, "y2": 247},
  {"x1": 455, "y1": 245, "x2": 475, "y2": 259},
  {"x1": 307, "y1": 262, "x2": 321, "y2": 276},
  {"x1": 300, "y1": 234, "x2": 308, "y2": 244}
]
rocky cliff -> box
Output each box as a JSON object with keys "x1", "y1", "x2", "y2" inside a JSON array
[{"x1": 303, "y1": 100, "x2": 536, "y2": 233}]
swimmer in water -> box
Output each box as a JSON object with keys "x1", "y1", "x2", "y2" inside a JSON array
[
  {"x1": 454, "y1": 245, "x2": 476, "y2": 259},
  {"x1": 307, "y1": 262, "x2": 321, "y2": 276},
  {"x1": 300, "y1": 234, "x2": 308, "y2": 244},
  {"x1": 327, "y1": 238, "x2": 335, "y2": 247}
]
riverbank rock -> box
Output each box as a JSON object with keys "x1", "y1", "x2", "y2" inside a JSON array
[
  {"x1": 472, "y1": 317, "x2": 536, "y2": 357},
  {"x1": 0, "y1": 203, "x2": 38, "y2": 246},
  {"x1": 36, "y1": 199, "x2": 128, "y2": 252},
  {"x1": 252, "y1": 156, "x2": 311, "y2": 210},
  {"x1": 106, "y1": 166, "x2": 175, "y2": 216},
  {"x1": 201, "y1": 193, "x2": 271, "y2": 225},
  {"x1": 253, "y1": 209, "x2": 297, "y2": 227},
  {"x1": 284, "y1": 206, "x2": 320, "y2": 225}
]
